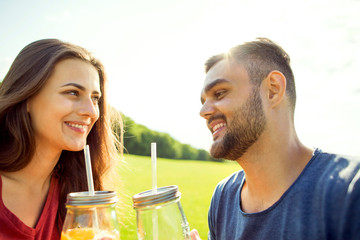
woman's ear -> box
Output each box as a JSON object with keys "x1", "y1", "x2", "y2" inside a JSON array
[{"x1": 264, "y1": 71, "x2": 286, "y2": 108}]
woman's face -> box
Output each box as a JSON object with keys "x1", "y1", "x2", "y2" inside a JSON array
[{"x1": 27, "y1": 58, "x2": 101, "y2": 154}]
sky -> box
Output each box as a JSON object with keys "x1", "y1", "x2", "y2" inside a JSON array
[{"x1": 1, "y1": 0, "x2": 359, "y2": 156}]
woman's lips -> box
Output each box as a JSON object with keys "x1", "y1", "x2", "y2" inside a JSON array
[{"x1": 65, "y1": 122, "x2": 88, "y2": 133}]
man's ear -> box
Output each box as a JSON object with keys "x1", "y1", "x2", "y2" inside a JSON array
[{"x1": 264, "y1": 71, "x2": 286, "y2": 108}]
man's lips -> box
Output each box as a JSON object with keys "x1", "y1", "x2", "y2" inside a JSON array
[
  {"x1": 208, "y1": 119, "x2": 227, "y2": 136},
  {"x1": 213, "y1": 122, "x2": 226, "y2": 134},
  {"x1": 211, "y1": 122, "x2": 227, "y2": 138}
]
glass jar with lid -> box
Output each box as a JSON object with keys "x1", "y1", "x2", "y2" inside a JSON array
[
  {"x1": 61, "y1": 191, "x2": 120, "y2": 240},
  {"x1": 133, "y1": 185, "x2": 191, "y2": 240}
]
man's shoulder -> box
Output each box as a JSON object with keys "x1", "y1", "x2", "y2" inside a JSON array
[
  {"x1": 209, "y1": 170, "x2": 244, "y2": 215},
  {"x1": 315, "y1": 149, "x2": 360, "y2": 163},
  {"x1": 213, "y1": 170, "x2": 244, "y2": 195},
  {"x1": 314, "y1": 149, "x2": 360, "y2": 178},
  {"x1": 311, "y1": 149, "x2": 360, "y2": 198},
  {"x1": 309, "y1": 150, "x2": 360, "y2": 237}
]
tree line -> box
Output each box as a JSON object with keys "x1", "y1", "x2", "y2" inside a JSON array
[
  {"x1": 0, "y1": 79, "x2": 220, "y2": 162},
  {"x1": 113, "y1": 112, "x2": 222, "y2": 162}
]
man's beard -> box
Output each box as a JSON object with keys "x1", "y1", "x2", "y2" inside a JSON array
[{"x1": 210, "y1": 88, "x2": 266, "y2": 160}]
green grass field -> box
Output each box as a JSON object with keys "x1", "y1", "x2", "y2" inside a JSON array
[{"x1": 116, "y1": 154, "x2": 240, "y2": 239}]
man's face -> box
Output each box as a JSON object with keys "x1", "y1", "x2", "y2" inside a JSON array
[{"x1": 200, "y1": 60, "x2": 266, "y2": 160}]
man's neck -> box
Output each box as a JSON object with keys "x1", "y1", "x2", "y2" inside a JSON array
[{"x1": 237, "y1": 133, "x2": 313, "y2": 213}]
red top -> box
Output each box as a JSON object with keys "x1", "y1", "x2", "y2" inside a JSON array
[{"x1": 0, "y1": 175, "x2": 61, "y2": 240}]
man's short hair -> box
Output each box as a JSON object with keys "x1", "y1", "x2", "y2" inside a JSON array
[{"x1": 205, "y1": 38, "x2": 296, "y2": 112}]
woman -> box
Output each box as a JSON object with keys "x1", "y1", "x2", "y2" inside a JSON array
[{"x1": 0, "y1": 39, "x2": 123, "y2": 239}]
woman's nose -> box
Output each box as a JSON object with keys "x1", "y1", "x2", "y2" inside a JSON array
[{"x1": 78, "y1": 97, "x2": 99, "y2": 118}]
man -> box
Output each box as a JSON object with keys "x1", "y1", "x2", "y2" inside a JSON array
[{"x1": 194, "y1": 38, "x2": 360, "y2": 239}]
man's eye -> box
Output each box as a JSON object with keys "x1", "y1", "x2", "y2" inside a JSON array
[{"x1": 215, "y1": 90, "x2": 226, "y2": 99}]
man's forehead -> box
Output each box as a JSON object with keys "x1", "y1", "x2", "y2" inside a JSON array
[
  {"x1": 204, "y1": 59, "x2": 246, "y2": 85},
  {"x1": 207, "y1": 59, "x2": 232, "y2": 74}
]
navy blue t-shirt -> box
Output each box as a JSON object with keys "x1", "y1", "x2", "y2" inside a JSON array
[{"x1": 208, "y1": 149, "x2": 360, "y2": 240}]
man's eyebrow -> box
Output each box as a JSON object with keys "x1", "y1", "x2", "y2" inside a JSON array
[
  {"x1": 201, "y1": 78, "x2": 230, "y2": 104},
  {"x1": 61, "y1": 83, "x2": 101, "y2": 95},
  {"x1": 204, "y1": 78, "x2": 230, "y2": 93}
]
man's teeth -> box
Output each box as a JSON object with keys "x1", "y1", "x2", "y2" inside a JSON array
[
  {"x1": 213, "y1": 123, "x2": 226, "y2": 132},
  {"x1": 67, "y1": 123, "x2": 86, "y2": 129}
]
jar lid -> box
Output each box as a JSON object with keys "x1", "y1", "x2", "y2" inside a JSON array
[
  {"x1": 66, "y1": 191, "x2": 118, "y2": 206},
  {"x1": 133, "y1": 185, "x2": 180, "y2": 208}
]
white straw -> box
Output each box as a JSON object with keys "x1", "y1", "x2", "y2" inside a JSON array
[
  {"x1": 83, "y1": 144, "x2": 99, "y2": 230},
  {"x1": 151, "y1": 142, "x2": 158, "y2": 240},
  {"x1": 151, "y1": 142, "x2": 157, "y2": 193},
  {"x1": 84, "y1": 145, "x2": 95, "y2": 195}
]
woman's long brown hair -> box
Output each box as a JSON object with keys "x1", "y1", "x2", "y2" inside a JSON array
[{"x1": 0, "y1": 39, "x2": 123, "y2": 230}]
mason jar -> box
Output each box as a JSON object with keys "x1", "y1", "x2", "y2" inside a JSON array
[
  {"x1": 61, "y1": 191, "x2": 120, "y2": 240},
  {"x1": 133, "y1": 185, "x2": 191, "y2": 240}
]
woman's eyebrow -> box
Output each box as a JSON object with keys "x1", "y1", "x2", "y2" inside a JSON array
[
  {"x1": 61, "y1": 82, "x2": 85, "y2": 91},
  {"x1": 61, "y1": 83, "x2": 101, "y2": 95}
]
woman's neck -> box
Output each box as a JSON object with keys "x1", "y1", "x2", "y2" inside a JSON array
[{"x1": 2, "y1": 148, "x2": 61, "y2": 189}]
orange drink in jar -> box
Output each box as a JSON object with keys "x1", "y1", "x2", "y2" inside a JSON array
[
  {"x1": 62, "y1": 191, "x2": 120, "y2": 240},
  {"x1": 61, "y1": 228, "x2": 119, "y2": 240}
]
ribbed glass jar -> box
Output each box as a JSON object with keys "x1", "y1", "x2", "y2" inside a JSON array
[
  {"x1": 61, "y1": 191, "x2": 120, "y2": 240},
  {"x1": 133, "y1": 185, "x2": 190, "y2": 240}
]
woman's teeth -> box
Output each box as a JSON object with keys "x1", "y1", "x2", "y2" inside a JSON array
[{"x1": 67, "y1": 122, "x2": 86, "y2": 129}]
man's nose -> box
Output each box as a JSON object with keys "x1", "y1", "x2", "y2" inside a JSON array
[{"x1": 200, "y1": 100, "x2": 215, "y2": 120}]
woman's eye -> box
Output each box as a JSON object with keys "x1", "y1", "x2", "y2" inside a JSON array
[
  {"x1": 66, "y1": 90, "x2": 79, "y2": 96},
  {"x1": 92, "y1": 96, "x2": 101, "y2": 104}
]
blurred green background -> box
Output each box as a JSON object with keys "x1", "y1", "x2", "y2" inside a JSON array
[{"x1": 116, "y1": 154, "x2": 240, "y2": 239}]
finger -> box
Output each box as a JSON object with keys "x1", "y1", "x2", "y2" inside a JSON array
[{"x1": 190, "y1": 229, "x2": 201, "y2": 240}]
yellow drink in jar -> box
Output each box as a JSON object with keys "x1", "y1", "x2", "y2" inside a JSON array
[{"x1": 61, "y1": 228, "x2": 118, "y2": 240}]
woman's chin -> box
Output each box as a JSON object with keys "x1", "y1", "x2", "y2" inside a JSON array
[{"x1": 64, "y1": 142, "x2": 87, "y2": 152}]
